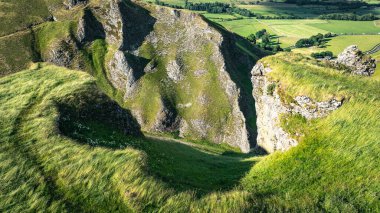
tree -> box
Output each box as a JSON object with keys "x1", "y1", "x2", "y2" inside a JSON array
[
  {"x1": 311, "y1": 51, "x2": 333, "y2": 59},
  {"x1": 247, "y1": 34, "x2": 256, "y2": 44},
  {"x1": 255, "y1": 29, "x2": 267, "y2": 39},
  {"x1": 261, "y1": 34, "x2": 270, "y2": 44}
]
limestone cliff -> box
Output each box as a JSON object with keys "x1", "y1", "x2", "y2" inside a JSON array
[
  {"x1": 251, "y1": 62, "x2": 343, "y2": 153},
  {"x1": 87, "y1": 1, "x2": 264, "y2": 152}
]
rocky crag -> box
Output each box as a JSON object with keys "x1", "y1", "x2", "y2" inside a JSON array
[
  {"x1": 0, "y1": 0, "x2": 267, "y2": 152},
  {"x1": 91, "y1": 1, "x2": 266, "y2": 152},
  {"x1": 251, "y1": 62, "x2": 343, "y2": 153},
  {"x1": 335, "y1": 45, "x2": 376, "y2": 76}
]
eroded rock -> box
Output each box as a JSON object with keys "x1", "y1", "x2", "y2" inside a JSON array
[
  {"x1": 167, "y1": 60, "x2": 184, "y2": 82},
  {"x1": 77, "y1": 9, "x2": 106, "y2": 44},
  {"x1": 65, "y1": 0, "x2": 87, "y2": 9},
  {"x1": 335, "y1": 45, "x2": 376, "y2": 76},
  {"x1": 251, "y1": 63, "x2": 297, "y2": 153},
  {"x1": 291, "y1": 96, "x2": 342, "y2": 119},
  {"x1": 108, "y1": 51, "x2": 137, "y2": 99},
  {"x1": 251, "y1": 62, "x2": 343, "y2": 153},
  {"x1": 43, "y1": 38, "x2": 79, "y2": 69}
]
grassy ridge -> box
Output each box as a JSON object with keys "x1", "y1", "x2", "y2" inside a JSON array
[
  {"x1": 0, "y1": 65, "x2": 260, "y2": 212},
  {"x1": 242, "y1": 53, "x2": 380, "y2": 211}
]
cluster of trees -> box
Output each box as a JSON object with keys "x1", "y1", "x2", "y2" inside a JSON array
[
  {"x1": 154, "y1": 0, "x2": 184, "y2": 9},
  {"x1": 247, "y1": 29, "x2": 283, "y2": 52},
  {"x1": 295, "y1": 32, "x2": 335, "y2": 48},
  {"x1": 311, "y1": 51, "x2": 333, "y2": 59},
  {"x1": 154, "y1": 1, "x2": 254, "y2": 17},
  {"x1": 184, "y1": 2, "x2": 254, "y2": 17},
  {"x1": 284, "y1": 0, "x2": 369, "y2": 8},
  {"x1": 256, "y1": 14, "x2": 302, "y2": 19},
  {"x1": 318, "y1": 13, "x2": 378, "y2": 21}
]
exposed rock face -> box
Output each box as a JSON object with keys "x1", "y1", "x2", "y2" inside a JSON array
[
  {"x1": 108, "y1": 51, "x2": 137, "y2": 99},
  {"x1": 251, "y1": 62, "x2": 343, "y2": 153},
  {"x1": 291, "y1": 96, "x2": 342, "y2": 119},
  {"x1": 65, "y1": 0, "x2": 87, "y2": 9},
  {"x1": 43, "y1": 38, "x2": 79, "y2": 69},
  {"x1": 167, "y1": 60, "x2": 184, "y2": 82},
  {"x1": 152, "y1": 99, "x2": 180, "y2": 132},
  {"x1": 251, "y1": 63, "x2": 297, "y2": 153},
  {"x1": 88, "y1": 1, "x2": 261, "y2": 152},
  {"x1": 336, "y1": 45, "x2": 376, "y2": 76},
  {"x1": 77, "y1": 9, "x2": 106, "y2": 44},
  {"x1": 95, "y1": 0, "x2": 125, "y2": 48}
]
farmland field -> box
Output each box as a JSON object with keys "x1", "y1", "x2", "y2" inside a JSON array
[
  {"x1": 326, "y1": 35, "x2": 380, "y2": 54},
  {"x1": 309, "y1": 20, "x2": 380, "y2": 34},
  {"x1": 201, "y1": 13, "x2": 238, "y2": 20},
  {"x1": 215, "y1": 19, "x2": 273, "y2": 37},
  {"x1": 214, "y1": 18, "x2": 380, "y2": 47},
  {"x1": 241, "y1": 2, "x2": 380, "y2": 17},
  {"x1": 293, "y1": 35, "x2": 380, "y2": 54}
]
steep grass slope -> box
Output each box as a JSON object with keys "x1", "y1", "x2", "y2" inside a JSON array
[
  {"x1": 243, "y1": 53, "x2": 380, "y2": 211},
  {"x1": 0, "y1": 64, "x2": 261, "y2": 212},
  {"x1": 0, "y1": 0, "x2": 51, "y2": 36}
]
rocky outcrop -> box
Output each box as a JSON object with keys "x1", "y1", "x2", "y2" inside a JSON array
[
  {"x1": 335, "y1": 45, "x2": 376, "y2": 76},
  {"x1": 64, "y1": 0, "x2": 87, "y2": 9},
  {"x1": 251, "y1": 63, "x2": 297, "y2": 153},
  {"x1": 152, "y1": 99, "x2": 180, "y2": 132},
  {"x1": 43, "y1": 38, "x2": 79, "y2": 69},
  {"x1": 291, "y1": 96, "x2": 342, "y2": 119},
  {"x1": 77, "y1": 9, "x2": 106, "y2": 44},
  {"x1": 89, "y1": 1, "x2": 259, "y2": 152},
  {"x1": 108, "y1": 50, "x2": 137, "y2": 99},
  {"x1": 251, "y1": 62, "x2": 343, "y2": 153},
  {"x1": 94, "y1": 0, "x2": 125, "y2": 48}
]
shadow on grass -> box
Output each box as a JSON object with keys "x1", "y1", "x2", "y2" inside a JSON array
[{"x1": 57, "y1": 93, "x2": 259, "y2": 196}]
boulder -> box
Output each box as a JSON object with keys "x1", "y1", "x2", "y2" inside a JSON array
[{"x1": 336, "y1": 45, "x2": 376, "y2": 76}]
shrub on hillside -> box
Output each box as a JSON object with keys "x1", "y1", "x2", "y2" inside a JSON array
[{"x1": 311, "y1": 51, "x2": 333, "y2": 59}]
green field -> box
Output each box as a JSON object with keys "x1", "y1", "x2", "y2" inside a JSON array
[
  {"x1": 214, "y1": 18, "x2": 380, "y2": 47},
  {"x1": 292, "y1": 35, "x2": 380, "y2": 58},
  {"x1": 201, "y1": 12, "x2": 238, "y2": 20},
  {"x1": 240, "y1": 2, "x2": 380, "y2": 18},
  {"x1": 214, "y1": 18, "x2": 273, "y2": 37},
  {"x1": 149, "y1": 1, "x2": 380, "y2": 18},
  {"x1": 326, "y1": 35, "x2": 380, "y2": 54},
  {"x1": 309, "y1": 20, "x2": 380, "y2": 34}
]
